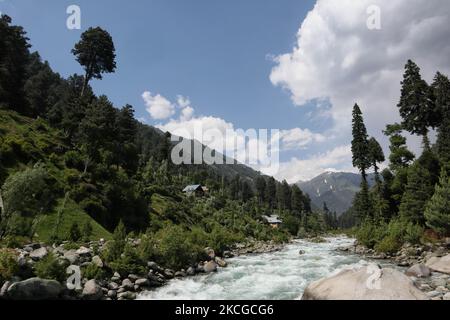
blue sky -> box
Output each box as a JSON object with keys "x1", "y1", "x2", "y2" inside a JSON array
[{"x1": 2, "y1": 0, "x2": 450, "y2": 182}]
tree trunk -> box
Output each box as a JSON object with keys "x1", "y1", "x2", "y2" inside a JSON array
[{"x1": 0, "y1": 189, "x2": 4, "y2": 216}]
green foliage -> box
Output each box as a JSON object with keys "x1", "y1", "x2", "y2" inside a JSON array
[
  {"x1": 351, "y1": 104, "x2": 370, "y2": 178},
  {"x1": 356, "y1": 220, "x2": 385, "y2": 249},
  {"x1": 0, "y1": 248, "x2": 19, "y2": 283},
  {"x1": 109, "y1": 243, "x2": 145, "y2": 277},
  {"x1": 104, "y1": 220, "x2": 127, "y2": 263},
  {"x1": 425, "y1": 170, "x2": 450, "y2": 236},
  {"x1": 72, "y1": 27, "x2": 116, "y2": 96},
  {"x1": 82, "y1": 263, "x2": 108, "y2": 280},
  {"x1": 69, "y1": 222, "x2": 81, "y2": 242},
  {"x1": 34, "y1": 253, "x2": 69, "y2": 282},
  {"x1": 82, "y1": 221, "x2": 93, "y2": 242},
  {"x1": 2, "y1": 164, "x2": 55, "y2": 218}
]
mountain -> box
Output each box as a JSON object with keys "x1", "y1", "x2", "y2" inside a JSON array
[{"x1": 296, "y1": 171, "x2": 377, "y2": 215}]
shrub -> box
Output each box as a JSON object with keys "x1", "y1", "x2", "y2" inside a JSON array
[
  {"x1": 356, "y1": 220, "x2": 386, "y2": 249},
  {"x1": 82, "y1": 221, "x2": 93, "y2": 242},
  {"x1": 103, "y1": 221, "x2": 126, "y2": 263},
  {"x1": 82, "y1": 263, "x2": 108, "y2": 280},
  {"x1": 69, "y1": 222, "x2": 82, "y2": 242},
  {"x1": 375, "y1": 235, "x2": 401, "y2": 254},
  {"x1": 109, "y1": 244, "x2": 146, "y2": 277},
  {"x1": 425, "y1": 170, "x2": 450, "y2": 236},
  {"x1": 34, "y1": 253, "x2": 69, "y2": 283},
  {"x1": 0, "y1": 248, "x2": 19, "y2": 283}
]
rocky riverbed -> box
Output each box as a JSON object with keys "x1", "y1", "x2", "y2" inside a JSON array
[{"x1": 0, "y1": 239, "x2": 284, "y2": 300}]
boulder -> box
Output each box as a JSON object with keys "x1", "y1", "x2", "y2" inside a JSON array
[
  {"x1": 122, "y1": 279, "x2": 134, "y2": 291},
  {"x1": 405, "y1": 264, "x2": 431, "y2": 278},
  {"x1": 82, "y1": 280, "x2": 103, "y2": 300},
  {"x1": 203, "y1": 261, "x2": 218, "y2": 273},
  {"x1": 117, "y1": 291, "x2": 136, "y2": 300},
  {"x1": 298, "y1": 250, "x2": 306, "y2": 255},
  {"x1": 128, "y1": 274, "x2": 139, "y2": 282},
  {"x1": 91, "y1": 256, "x2": 104, "y2": 268},
  {"x1": 214, "y1": 257, "x2": 227, "y2": 268},
  {"x1": 29, "y1": 247, "x2": 48, "y2": 261},
  {"x1": 163, "y1": 269, "x2": 174, "y2": 279},
  {"x1": 0, "y1": 281, "x2": 11, "y2": 298},
  {"x1": 443, "y1": 292, "x2": 450, "y2": 300},
  {"x1": 186, "y1": 267, "x2": 196, "y2": 276},
  {"x1": 426, "y1": 254, "x2": 450, "y2": 274},
  {"x1": 204, "y1": 247, "x2": 215, "y2": 260},
  {"x1": 107, "y1": 290, "x2": 117, "y2": 299},
  {"x1": 63, "y1": 250, "x2": 80, "y2": 264},
  {"x1": 108, "y1": 282, "x2": 119, "y2": 290},
  {"x1": 135, "y1": 278, "x2": 149, "y2": 287},
  {"x1": 7, "y1": 278, "x2": 62, "y2": 300},
  {"x1": 175, "y1": 271, "x2": 186, "y2": 278},
  {"x1": 302, "y1": 264, "x2": 428, "y2": 300},
  {"x1": 76, "y1": 247, "x2": 92, "y2": 257}
]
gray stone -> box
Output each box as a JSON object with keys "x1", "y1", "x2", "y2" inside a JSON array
[
  {"x1": 175, "y1": 271, "x2": 186, "y2": 278},
  {"x1": 147, "y1": 261, "x2": 160, "y2": 271},
  {"x1": 0, "y1": 281, "x2": 11, "y2": 298},
  {"x1": 82, "y1": 279, "x2": 103, "y2": 300},
  {"x1": 128, "y1": 274, "x2": 139, "y2": 282},
  {"x1": 302, "y1": 264, "x2": 428, "y2": 300},
  {"x1": 426, "y1": 291, "x2": 441, "y2": 298},
  {"x1": 214, "y1": 257, "x2": 227, "y2": 268},
  {"x1": 203, "y1": 261, "x2": 218, "y2": 273},
  {"x1": 122, "y1": 278, "x2": 134, "y2": 291},
  {"x1": 29, "y1": 247, "x2": 48, "y2": 261},
  {"x1": 223, "y1": 251, "x2": 234, "y2": 258},
  {"x1": 108, "y1": 282, "x2": 119, "y2": 290},
  {"x1": 443, "y1": 292, "x2": 450, "y2": 300},
  {"x1": 107, "y1": 290, "x2": 117, "y2": 299},
  {"x1": 76, "y1": 247, "x2": 92, "y2": 257},
  {"x1": 426, "y1": 255, "x2": 450, "y2": 274},
  {"x1": 7, "y1": 278, "x2": 62, "y2": 300},
  {"x1": 117, "y1": 291, "x2": 136, "y2": 300},
  {"x1": 405, "y1": 264, "x2": 431, "y2": 278},
  {"x1": 91, "y1": 255, "x2": 104, "y2": 268},
  {"x1": 63, "y1": 250, "x2": 80, "y2": 264},
  {"x1": 298, "y1": 250, "x2": 306, "y2": 255},
  {"x1": 186, "y1": 267, "x2": 196, "y2": 276},
  {"x1": 135, "y1": 278, "x2": 149, "y2": 287},
  {"x1": 204, "y1": 247, "x2": 215, "y2": 260},
  {"x1": 164, "y1": 269, "x2": 174, "y2": 279}
]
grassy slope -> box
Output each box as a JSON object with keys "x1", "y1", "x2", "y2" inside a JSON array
[{"x1": 0, "y1": 109, "x2": 112, "y2": 241}]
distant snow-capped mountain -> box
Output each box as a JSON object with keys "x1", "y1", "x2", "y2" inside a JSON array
[{"x1": 296, "y1": 171, "x2": 376, "y2": 215}]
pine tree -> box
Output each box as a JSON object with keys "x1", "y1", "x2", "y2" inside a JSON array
[
  {"x1": 399, "y1": 162, "x2": 435, "y2": 225},
  {"x1": 255, "y1": 177, "x2": 266, "y2": 204},
  {"x1": 265, "y1": 177, "x2": 277, "y2": 209},
  {"x1": 432, "y1": 72, "x2": 450, "y2": 166},
  {"x1": 397, "y1": 60, "x2": 437, "y2": 148},
  {"x1": 383, "y1": 123, "x2": 415, "y2": 172},
  {"x1": 351, "y1": 104, "x2": 370, "y2": 181},
  {"x1": 368, "y1": 137, "x2": 385, "y2": 185},
  {"x1": 72, "y1": 27, "x2": 117, "y2": 96},
  {"x1": 425, "y1": 170, "x2": 450, "y2": 236},
  {"x1": 291, "y1": 185, "x2": 304, "y2": 216}
]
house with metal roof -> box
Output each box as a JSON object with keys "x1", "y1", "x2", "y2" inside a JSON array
[
  {"x1": 182, "y1": 184, "x2": 207, "y2": 196},
  {"x1": 262, "y1": 215, "x2": 283, "y2": 228}
]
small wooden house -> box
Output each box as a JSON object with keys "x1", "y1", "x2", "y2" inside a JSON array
[
  {"x1": 262, "y1": 215, "x2": 283, "y2": 228},
  {"x1": 182, "y1": 184, "x2": 207, "y2": 197}
]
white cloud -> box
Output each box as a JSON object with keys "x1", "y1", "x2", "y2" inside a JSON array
[
  {"x1": 272, "y1": 145, "x2": 356, "y2": 183},
  {"x1": 180, "y1": 106, "x2": 194, "y2": 121},
  {"x1": 279, "y1": 128, "x2": 325, "y2": 150},
  {"x1": 270, "y1": 0, "x2": 450, "y2": 156},
  {"x1": 142, "y1": 91, "x2": 175, "y2": 120},
  {"x1": 177, "y1": 95, "x2": 191, "y2": 109}
]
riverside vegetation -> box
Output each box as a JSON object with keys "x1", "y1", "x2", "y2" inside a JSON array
[{"x1": 0, "y1": 16, "x2": 337, "y2": 300}]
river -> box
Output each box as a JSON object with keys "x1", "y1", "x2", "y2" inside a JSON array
[{"x1": 138, "y1": 236, "x2": 401, "y2": 300}]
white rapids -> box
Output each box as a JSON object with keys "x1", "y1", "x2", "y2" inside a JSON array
[{"x1": 138, "y1": 236, "x2": 390, "y2": 300}]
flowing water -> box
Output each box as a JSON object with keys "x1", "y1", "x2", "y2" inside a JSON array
[{"x1": 138, "y1": 237, "x2": 394, "y2": 300}]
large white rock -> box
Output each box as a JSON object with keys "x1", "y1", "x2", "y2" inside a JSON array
[
  {"x1": 302, "y1": 264, "x2": 428, "y2": 300},
  {"x1": 425, "y1": 254, "x2": 450, "y2": 275},
  {"x1": 82, "y1": 279, "x2": 103, "y2": 300}
]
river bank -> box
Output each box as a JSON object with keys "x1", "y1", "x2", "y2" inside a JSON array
[{"x1": 1, "y1": 236, "x2": 449, "y2": 300}]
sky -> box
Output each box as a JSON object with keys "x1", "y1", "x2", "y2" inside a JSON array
[{"x1": 1, "y1": 0, "x2": 450, "y2": 182}]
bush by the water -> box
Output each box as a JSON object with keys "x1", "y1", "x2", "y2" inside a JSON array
[
  {"x1": 0, "y1": 248, "x2": 19, "y2": 283},
  {"x1": 34, "y1": 253, "x2": 69, "y2": 283}
]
